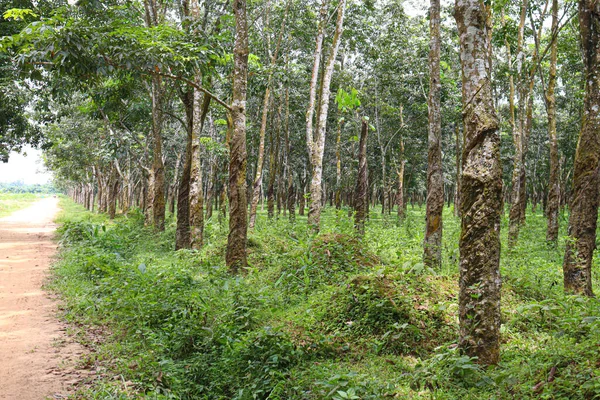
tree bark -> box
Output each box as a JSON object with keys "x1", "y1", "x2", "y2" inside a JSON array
[
  {"x1": 397, "y1": 106, "x2": 406, "y2": 221},
  {"x1": 397, "y1": 139, "x2": 406, "y2": 221},
  {"x1": 335, "y1": 117, "x2": 343, "y2": 209},
  {"x1": 227, "y1": 0, "x2": 249, "y2": 273},
  {"x1": 305, "y1": 0, "x2": 327, "y2": 227},
  {"x1": 307, "y1": 0, "x2": 346, "y2": 232},
  {"x1": 546, "y1": 0, "x2": 560, "y2": 242},
  {"x1": 248, "y1": 0, "x2": 290, "y2": 229},
  {"x1": 150, "y1": 74, "x2": 166, "y2": 231},
  {"x1": 454, "y1": 123, "x2": 462, "y2": 217},
  {"x1": 562, "y1": 0, "x2": 600, "y2": 296},
  {"x1": 190, "y1": 84, "x2": 210, "y2": 249},
  {"x1": 176, "y1": 91, "x2": 193, "y2": 250},
  {"x1": 354, "y1": 118, "x2": 369, "y2": 235},
  {"x1": 108, "y1": 165, "x2": 119, "y2": 219},
  {"x1": 455, "y1": 0, "x2": 503, "y2": 365},
  {"x1": 424, "y1": 0, "x2": 443, "y2": 269},
  {"x1": 508, "y1": 0, "x2": 529, "y2": 246},
  {"x1": 143, "y1": 0, "x2": 166, "y2": 231},
  {"x1": 169, "y1": 153, "x2": 182, "y2": 215},
  {"x1": 267, "y1": 100, "x2": 282, "y2": 219}
]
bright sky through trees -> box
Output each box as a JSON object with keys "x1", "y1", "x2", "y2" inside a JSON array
[{"x1": 0, "y1": 146, "x2": 52, "y2": 184}]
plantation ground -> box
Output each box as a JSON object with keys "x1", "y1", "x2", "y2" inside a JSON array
[{"x1": 51, "y1": 199, "x2": 600, "y2": 399}]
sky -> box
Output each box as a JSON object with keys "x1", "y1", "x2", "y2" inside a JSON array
[{"x1": 0, "y1": 146, "x2": 52, "y2": 184}]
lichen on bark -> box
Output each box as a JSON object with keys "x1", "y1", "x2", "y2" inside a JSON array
[
  {"x1": 455, "y1": 0, "x2": 503, "y2": 365},
  {"x1": 562, "y1": 0, "x2": 600, "y2": 296}
]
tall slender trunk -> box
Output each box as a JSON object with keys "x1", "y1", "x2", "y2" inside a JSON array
[
  {"x1": 145, "y1": 168, "x2": 155, "y2": 225},
  {"x1": 519, "y1": 74, "x2": 536, "y2": 224},
  {"x1": 424, "y1": 0, "x2": 443, "y2": 269},
  {"x1": 305, "y1": 0, "x2": 326, "y2": 224},
  {"x1": 248, "y1": 0, "x2": 290, "y2": 229},
  {"x1": 455, "y1": 0, "x2": 502, "y2": 365},
  {"x1": 150, "y1": 75, "x2": 166, "y2": 231},
  {"x1": 206, "y1": 163, "x2": 216, "y2": 220},
  {"x1": 307, "y1": 0, "x2": 346, "y2": 232},
  {"x1": 206, "y1": 116, "x2": 217, "y2": 221},
  {"x1": 227, "y1": 0, "x2": 249, "y2": 273},
  {"x1": 176, "y1": 91, "x2": 193, "y2": 250},
  {"x1": 91, "y1": 182, "x2": 96, "y2": 212},
  {"x1": 397, "y1": 106, "x2": 406, "y2": 221},
  {"x1": 190, "y1": 84, "x2": 210, "y2": 249},
  {"x1": 335, "y1": 117, "x2": 343, "y2": 209},
  {"x1": 95, "y1": 166, "x2": 103, "y2": 213},
  {"x1": 546, "y1": 0, "x2": 560, "y2": 242},
  {"x1": 267, "y1": 100, "x2": 282, "y2": 219},
  {"x1": 354, "y1": 118, "x2": 369, "y2": 235},
  {"x1": 142, "y1": 0, "x2": 165, "y2": 230},
  {"x1": 169, "y1": 153, "x2": 182, "y2": 215},
  {"x1": 454, "y1": 123, "x2": 462, "y2": 217},
  {"x1": 508, "y1": 0, "x2": 529, "y2": 246},
  {"x1": 563, "y1": 0, "x2": 600, "y2": 296},
  {"x1": 108, "y1": 165, "x2": 119, "y2": 219}
]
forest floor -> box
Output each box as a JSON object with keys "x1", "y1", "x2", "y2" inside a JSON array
[
  {"x1": 0, "y1": 198, "x2": 88, "y2": 400},
  {"x1": 49, "y1": 199, "x2": 600, "y2": 399}
]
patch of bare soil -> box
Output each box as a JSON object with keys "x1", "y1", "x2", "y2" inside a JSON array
[{"x1": 0, "y1": 198, "x2": 90, "y2": 400}]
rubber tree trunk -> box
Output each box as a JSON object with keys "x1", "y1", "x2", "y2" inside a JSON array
[
  {"x1": 226, "y1": 0, "x2": 249, "y2": 273},
  {"x1": 108, "y1": 166, "x2": 119, "y2": 219},
  {"x1": 508, "y1": 0, "x2": 529, "y2": 246},
  {"x1": 397, "y1": 138, "x2": 406, "y2": 221},
  {"x1": 267, "y1": 100, "x2": 282, "y2": 219},
  {"x1": 143, "y1": 0, "x2": 166, "y2": 231},
  {"x1": 424, "y1": 0, "x2": 443, "y2": 269},
  {"x1": 190, "y1": 86, "x2": 210, "y2": 249},
  {"x1": 150, "y1": 74, "x2": 166, "y2": 231},
  {"x1": 248, "y1": 0, "x2": 289, "y2": 229},
  {"x1": 455, "y1": 0, "x2": 503, "y2": 365},
  {"x1": 206, "y1": 117, "x2": 217, "y2": 221},
  {"x1": 335, "y1": 118, "x2": 343, "y2": 209},
  {"x1": 546, "y1": 0, "x2": 560, "y2": 242},
  {"x1": 354, "y1": 118, "x2": 369, "y2": 235},
  {"x1": 306, "y1": 0, "x2": 346, "y2": 232},
  {"x1": 397, "y1": 107, "x2": 406, "y2": 221},
  {"x1": 454, "y1": 124, "x2": 462, "y2": 217},
  {"x1": 562, "y1": 0, "x2": 600, "y2": 296},
  {"x1": 176, "y1": 91, "x2": 193, "y2": 250},
  {"x1": 284, "y1": 83, "x2": 294, "y2": 221},
  {"x1": 95, "y1": 166, "x2": 103, "y2": 213}
]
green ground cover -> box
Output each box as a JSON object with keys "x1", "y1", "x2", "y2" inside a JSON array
[{"x1": 50, "y1": 199, "x2": 600, "y2": 399}]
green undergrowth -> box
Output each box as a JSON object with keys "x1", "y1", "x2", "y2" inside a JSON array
[{"x1": 50, "y1": 199, "x2": 600, "y2": 399}]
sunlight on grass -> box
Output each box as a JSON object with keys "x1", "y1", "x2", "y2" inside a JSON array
[{"x1": 0, "y1": 193, "x2": 51, "y2": 218}]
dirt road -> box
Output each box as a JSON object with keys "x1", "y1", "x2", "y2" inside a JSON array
[{"x1": 0, "y1": 198, "x2": 85, "y2": 400}]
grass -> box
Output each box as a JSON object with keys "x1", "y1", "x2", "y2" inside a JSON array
[
  {"x1": 49, "y1": 199, "x2": 600, "y2": 399},
  {"x1": 0, "y1": 192, "x2": 51, "y2": 217}
]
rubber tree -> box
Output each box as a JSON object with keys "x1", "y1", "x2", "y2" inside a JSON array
[
  {"x1": 248, "y1": 0, "x2": 290, "y2": 229},
  {"x1": 143, "y1": 0, "x2": 166, "y2": 231},
  {"x1": 226, "y1": 0, "x2": 249, "y2": 273},
  {"x1": 354, "y1": 117, "x2": 369, "y2": 235},
  {"x1": 424, "y1": 0, "x2": 443, "y2": 269},
  {"x1": 545, "y1": 0, "x2": 560, "y2": 242},
  {"x1": 306, "y1": 0, "x2": 346, "y2": 232},
  {"x1": 562, "y1": 0, "x2": 600, "y2": 296},
  {"x1": 455, "y1": 0, "x2": 503, "y2": 365}
]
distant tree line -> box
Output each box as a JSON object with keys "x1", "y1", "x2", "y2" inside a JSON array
[{"x1": 0, "y1": 181, "x2": 58, "y2": 194}]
